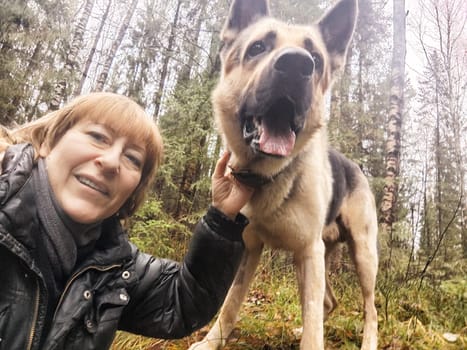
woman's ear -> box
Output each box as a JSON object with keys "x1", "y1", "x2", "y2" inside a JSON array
[{"x1": 39, "y1": 142, "x2": 50, "y2": 157}]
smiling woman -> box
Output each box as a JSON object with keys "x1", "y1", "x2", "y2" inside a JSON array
[
  {"x1": 13, "y1": 92, "x2": 163, "y2": 218},
  {"x1": 38, "y1": 121, "x2": 145, "y2": 224},
  {"x1": 0, "y1": 92, "x2": 255, "y2": 350}
]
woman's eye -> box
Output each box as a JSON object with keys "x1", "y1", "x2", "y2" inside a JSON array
[
  {"x1": 247, "y1": 41, "x2": 266, "y2": 57},
  {"x1": 88, "y1": 131, "x2": 109, "y2": 143},
  {"x1": 125, "y1": 153, "x2": 143, "y2": 169}
]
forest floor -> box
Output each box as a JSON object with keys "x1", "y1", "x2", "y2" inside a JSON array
[{"x1": 111, "y1": 253, "x2": 466, "y2": 350}]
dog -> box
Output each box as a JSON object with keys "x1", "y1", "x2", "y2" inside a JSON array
[{"x1": 189, "y1": 0, "x2": 378, "y2": 349}]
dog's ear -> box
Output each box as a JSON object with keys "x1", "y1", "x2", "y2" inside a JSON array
[
  {"x1": 221, "y1": 0, "x2": 270, "y2": 44},
  {"x1": 318, "y1": 0, "x2": 358, "y2": 73}
]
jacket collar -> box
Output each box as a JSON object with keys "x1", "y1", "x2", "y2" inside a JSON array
[{"x1": 0, "y1": 143, "x2": 132, "y2": 269}]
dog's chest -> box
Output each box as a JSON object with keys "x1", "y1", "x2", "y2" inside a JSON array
[{"x1": 242, "y1": 174, "x2": 330, "y2": 251}]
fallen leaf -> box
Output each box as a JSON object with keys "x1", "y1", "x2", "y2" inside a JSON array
[{"x1": 442, "y1": 332, "x2": 459, "y2": 343}]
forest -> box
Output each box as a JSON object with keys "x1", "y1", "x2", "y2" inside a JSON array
[{"x1": 0, "y1": 0, "x2": 465, "y2": 349}]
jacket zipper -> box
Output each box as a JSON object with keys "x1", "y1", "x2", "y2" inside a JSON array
[
  {"x1": 53, "y1": 264, "x2": 122, "y2": 321},
  {"x1": 27, "y1": 278, "x2": 40, "y2": 350},
  {"x1": 0, "y1": 233, "x2": 43, "y2": 350}
]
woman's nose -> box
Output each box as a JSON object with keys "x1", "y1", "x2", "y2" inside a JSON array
[{"x1": 96, "y1": 147, "x2": 121, "y2": 174}]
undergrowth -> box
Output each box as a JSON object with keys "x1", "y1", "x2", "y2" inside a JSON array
[{"x1": 111, "y1": 248, "x2": 466, "y2": 350}]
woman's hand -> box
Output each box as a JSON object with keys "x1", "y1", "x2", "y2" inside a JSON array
[{"x1": 211, "y1": 151, "x2": 254, "y2": 220}]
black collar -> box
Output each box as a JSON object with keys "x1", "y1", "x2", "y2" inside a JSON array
[{"x1": 230, "y1": 168, "x2": 276, "y2": 188}]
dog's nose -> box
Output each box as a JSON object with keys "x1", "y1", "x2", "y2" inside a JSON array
[{"x1": 274, "y1": 48, "x2": 314, "y2": 79}]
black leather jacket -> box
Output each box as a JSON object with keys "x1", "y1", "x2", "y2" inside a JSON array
[{"x1": 0, "y1": 144, "x2": 247, "y2": 350}]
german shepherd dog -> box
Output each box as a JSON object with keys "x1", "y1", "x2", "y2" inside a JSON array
[{"x1": 189, "y1": 0, "x2": 378, "y2": 349}]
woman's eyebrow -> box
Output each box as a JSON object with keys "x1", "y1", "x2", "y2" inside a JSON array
[
  {"x1": 127, "y1": 143, "x2": 146, "y2": 154},
  {"x1": 90, "y1": 123, "x2": 145, "y2": 153},
  {"x1": 97, "y1": 123, "x2": 114, "y2": 133}
]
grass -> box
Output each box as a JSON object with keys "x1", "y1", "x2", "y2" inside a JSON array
[{"x1": 111, "y1": 252, "x2": 466, "y2": 350}]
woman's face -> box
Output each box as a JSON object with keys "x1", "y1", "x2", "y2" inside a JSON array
[{"x1": 39, "y1": 121, "x2": 145, "y2": 224}]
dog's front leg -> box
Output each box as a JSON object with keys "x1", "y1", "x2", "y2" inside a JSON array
[
  {"x1": 189, "y1": 239, "x2": 264, "y2": 350},
  {"x1": 294, "y1": 238, "x2": 326, "y2": 349}
]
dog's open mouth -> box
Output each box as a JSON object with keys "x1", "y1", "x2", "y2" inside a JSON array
[{"x1": 243, "y1": 97, "x2": 299, "y2": 157}]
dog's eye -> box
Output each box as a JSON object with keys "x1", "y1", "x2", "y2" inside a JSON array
[
  {"x1": 311, "y1": 53, "x2": 322, "y2": 70},
  {"x1": 247, "y1": 41, "x2": 266, "y2": 57}
]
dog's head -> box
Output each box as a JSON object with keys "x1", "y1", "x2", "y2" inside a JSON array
[{"x1": 213, "y1": 0, "x2": 357, "y2": 174}]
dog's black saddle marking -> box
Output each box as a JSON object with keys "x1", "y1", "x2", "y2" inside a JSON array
[
  {"x1": 230, "y1": 168, "x2": 274, "y2": 188},
  {"x1": 326, "y1": 148, "x2": 358, "y2": 225}
]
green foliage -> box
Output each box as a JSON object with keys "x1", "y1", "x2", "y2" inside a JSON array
[
  {"x1": 377, "y1": 275, "x2": 466, "y2": 349},
  {"x1": 0, "y1": 0, "x2": 74, "y2": 123},
  {"x1": 111, "y1": 253, "x2": 466, "y2": 350},
  {"x1": 127, "y1": 195, "x2": 191, "y2": 260},
  {"x1": 157, "y1": 74, "x2": 218, "y2": 217},
  {"x1": 327, "y1": 0, "x2": 390, "y2": 211},
  {"x1": 0, "y1": 0, "x2": 36, "y2": 123},
  {"x1": 0, "y1": 0, "x2": 463, "y2": 348}
]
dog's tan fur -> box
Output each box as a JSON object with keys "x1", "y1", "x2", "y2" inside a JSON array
[{"x1": 189, "y1": 0, "x2": 378, "y2": 349}]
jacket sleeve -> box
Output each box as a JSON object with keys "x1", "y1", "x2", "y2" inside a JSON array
[
  {"x1": 0, "y1": 144, "x2": 35, "y2": 204},
  {"x1": 119, "y1": 206, "x2": 248, "y2": 339}
]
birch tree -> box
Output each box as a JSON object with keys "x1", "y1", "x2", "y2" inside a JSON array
[
  {"x1": 152, "y1": 0, "x2": 182, "y2": 119},
  {"x1": 49, "y1": 0, "x2": 95, "y2": 110},
  {"x1": 380, "y1": 0, "x2": 406, "y2": 235},
  {"x1": 94, "y1": 0, "x2": 138, "y2": 92},
  {"x1": 74, "y1": 0, "x2": 112, "y2": 96}
]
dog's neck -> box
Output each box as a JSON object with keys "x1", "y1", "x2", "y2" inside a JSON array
[
  {"x1": 229, "y1": 152, "x2": 301, "y2": 188},
  {"x1": 230, "y1": 167, "x2": 276, "y2": 188}
]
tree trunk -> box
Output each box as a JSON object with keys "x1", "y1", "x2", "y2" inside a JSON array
[
  {"x1": 173, "y1": 0, "x2": 211, "y2": 216},
  {"x1": 153, "y1": 0, "x2": 182, "y2": 120},
  {"x1": 433, "y1": 54, "x2": 442, "y2": 247},
  {"x1": 380, "y1": 0, "x2": 406, "y2": 235},
  {"x1": 11, "y1": 40, "x2": 43, "y2": 122},
  {"x1": 94, "y1": 0, "x2": 138, "y2": 92},
  {"x1": 416, "y1": 0, "x2": 467, "y2": 260},
  {"x1": 178, "y1": 0, "x2": 207, "y2": 82},
  {"x1": 49, "y1": 0, "x2": 95, "y2": 110},
  {"x1": 328, "y1": 45, "x2": 352, "y2": 147},
  {"x1": 74, "y1": 0, "x2": 112, "y2": 96}
]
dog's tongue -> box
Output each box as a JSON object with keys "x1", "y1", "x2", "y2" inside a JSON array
[{"x1": 259, "y1": 126, "x2": 296, "y2": 156}]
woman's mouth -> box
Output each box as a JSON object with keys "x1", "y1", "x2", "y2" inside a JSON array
[{"x1": 76, "y1": 175, "x2": 109, "y2": 195}]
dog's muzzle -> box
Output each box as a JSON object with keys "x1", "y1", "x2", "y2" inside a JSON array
[{"x1": 241, "y1": 48, "x2": 314, "y2": 158}]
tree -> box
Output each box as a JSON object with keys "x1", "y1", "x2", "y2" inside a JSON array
[
  {"x1": 94, "y1": 0, "x2": 138, "y2": 92},
  {"x1": 74, "y1": 0, "x2": 112, "y2": 96},
  {"x1": 326, "y1": 0, "x2": 389, "y2": 172},
  {"x1": 380, "y1": 0, "x2": 406, "y2": 237},
  {"x1": 410, "y1": 0, "x2": 466, "y2": 265},
  {"x1": 155, "y1": 0, "x2": 227, "y2": 217},
  {"x1": 0, "y1": 0, "x2": 71, "y2": 123},
  {"x1": 152, "y1": 0, "x2": 183, "y2": 120},
  {"x1": 157, "y1": 75, "x2": 216, "y2": 217},
  {"x1": 325, "y1": 0, "x2": 391, "y2": 271},
  {"x1": 49, "y1": 0, "x2": 95, "y2": 110}
]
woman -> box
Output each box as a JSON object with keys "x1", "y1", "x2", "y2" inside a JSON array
[{"x1": 0, "y1": 92, "x2": 253, "y2": 350}]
